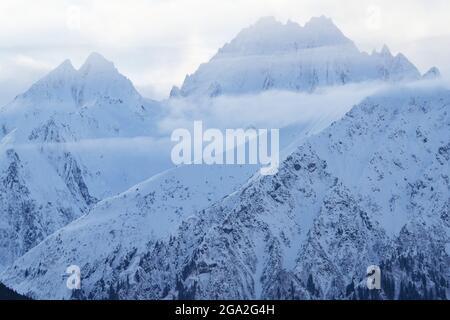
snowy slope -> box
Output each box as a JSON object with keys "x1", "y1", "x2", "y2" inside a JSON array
[
  {"x1": 0, "y1": 51, "x2": 370, "y2": 272},
  {"x1": 177, "y1": 84, "x2": 450, "y2": 300},
  {"x1": 3, "y1": 83, "x2": 448, "y2": 300},
  {"x1": 0, "y1": 53, "x2": 165, "y2": 197},
  {"x1": 171, "y1": 16, "x2": 424, "y2": 97},
  {"x1": 0, "y1": 53, "x2": 163, "y2": 269},
  {"x1": 178, "y1": 84, "x2": 450, "y2": 300},
  {"x1": 0, "y1": 164, "x2": 258, "y2": 299},
  {"x1": 0, "y1": 32, "x2": 382, "y2": 271}
]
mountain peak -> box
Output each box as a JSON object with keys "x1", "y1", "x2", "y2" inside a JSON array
[
  {"x1": 177, "y1": 16, "x2": 423, "y2": 97},
  {"x1": 21, "y1": 58, "x2": 77, "y2": 100},
  {"x1": 304, "y1": 15, "x2": 334, "y2": 27},
  {"x1": 303, "y1": 15, "x2": 342, "y2": 33},
  {"x1": 422, "y1": 66, "x2": 441, "y2": 79},
  {"x1": 302, "y1": 16, "x2": 353, "y2": 46},
  {"x1": 253, "y1": 16, "x2": 280, "y2": 27},
  {"x1": 254, "y1": 16, "x2": 276, "y2": 23},
  {"x1": 217, "y1": 15, "x2": 353, "y2": 58},
  {"x1": 56, "y1": 59, "x2": 75, "y2": 72},
  {"x1": 79, "y1": 52, "x2": 117, "y2": 75},
  {"x1": 241, "y1": 16, "x2": 291, "y2": 35},
  {"x1": 380, "y1": 44, "x2": 392, "y2": 56},
  {"x1": 16, "y1": 52, "x2": 141, "y2": 106},
  {"x1": 85, "y1": 52, "x2": 110, "y2": 63},
  {"x1": 45, "y1": 59, "x2": 76, "y2": 78}
]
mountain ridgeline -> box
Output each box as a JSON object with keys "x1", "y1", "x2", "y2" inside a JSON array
[
  {"x1": 171, "y1": 16, "x2": 435, "y2": 97},
  {"x1": 0, "y1": 53, "x2": 162, "y2": 269},
  {"x1": 0, "y1": 16, "x2": 447, "y2": 300},
  {"x1": 2, "y1": 85, "x2": 448, "y2": 300}
]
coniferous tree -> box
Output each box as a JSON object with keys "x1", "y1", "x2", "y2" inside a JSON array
[{"x1": 0, "y1": 282, "x2": 30, "y2": 300}]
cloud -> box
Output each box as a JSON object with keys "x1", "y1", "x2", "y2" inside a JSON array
[
  {"x1": 158, "y1": 81, "x2": 388, "y2": 133},
  {"x1": 0, "y1": 0, "x2": 449, "y2": 104},
  {"x1": 0, "y1": 54, "x2": 54, "y2": 106},
  {"x1": 11, "y1": 55, "x2": 53, "y2": 71},
  {"x1": 9, "y1": 136, "x2": 171, "y2": 154}
]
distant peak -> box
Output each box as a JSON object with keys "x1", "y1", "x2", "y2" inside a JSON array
[
  {"x1": 20, "y1": 52, "x2": 140, "y2": 103},
  {"x1": 306, "y1": 15, "x2": 332, "y2": 23},
  {"x1": 253, "y1": 16, "x2": 280, "y2": 26},
  {"x1": 380, "y1": 44, "x2": 392, "y2": 56},
  {"x1": 428, "y1": 66, "x2": 440, "y2": 74},
  {"x1": 35, "y1": 59, "x2": 76, "y2": 85},
  {"x1": 59, "y1": 59, "x2": 75, "y2": 70},
  {"x1": 22, "y1": 58, "x2": 77, "y2": 99},
  {"x1": 51, "y1": 59, "x2": 76, "y2": 74},
  {"x1": 302, "y1": 16, "x2": 353, "y2": 46},
  {"x1": 85, "y1": 52, "x2": 109, "y2": 63},
  {"x1": 79, "y1": 52, "x2": 117, "y2": 74},
  {"x1": 422, "y1": 66, "x2": 441, "y2": 79},
  {"x1": 304, "y1": 15, "x2": 337, "y2": 29}
]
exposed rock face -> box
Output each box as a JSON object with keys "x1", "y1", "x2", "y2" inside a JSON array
[{"x1": 3, "y1": 85, "x2": 448, "y2": 300}]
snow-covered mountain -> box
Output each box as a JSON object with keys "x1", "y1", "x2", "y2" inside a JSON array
[
  {"x1": 1, "y1": 14, "x2": 447, "y2": 300},
  {"x1": 171, "y1": 16, "x2": 426, "y2": 97},
  {"x1": 0, "y1": 53, "x2": 163, "y2": 269},
  {"x1": 3, "y1": 83, "x2": 448, "y2": 299},
  {"x1": 0, "y1": 163, "x2": 259, "y2": 299},
  {"x1": 0, "y1": 45, "x2": 375, "y2": 272},
  {"x1": 422, "y1": 67, "x2": 441, "y2": 80}
]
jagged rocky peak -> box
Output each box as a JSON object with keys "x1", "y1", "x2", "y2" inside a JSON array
[
  {"x1": 380, "y1": 44, "x2": 393, "y2": 56},
  {"x1": 30, "y1": 59, "x2": 76, "y2": 85},
  {"x1": 79, "y1": 52, "x2": 118, "y2": 76},
  {"x1": 15, "y1": 52, "x2": 140, "y2": 106},
  {"x1": 372, "y1": 45, "x2": 416, "y2": 69},
  {"x1": 303, "y1": 15, "x2": 336, "y2": 28},
  {"x1": 301, "y1": 15, "x2": 353, "y2": 46},
  {"x1": 52, "y1": 59, "x2": 76, "y2": 74},
  {"x1": 75, "y1": 52, "x2": 140, "y2": 105},
  {"x1": 252, "y1": 15, "x2": 280, "y2": 27},
  {"x1": 371, "y1": 44, "x2": 395, "y2": 58},
  {"x1": 423, "y1": 66, "x2": 441, "y2": 79},
  {"x1": 169, "y1": 85, "x2": 182, "y2": 98},
  {"x1": 251, "y1": 15, "x2": 351, "y2": 44},
  {"x1": 20, "y1": 59, "x2": 78, "y2": 102},
  {"x1": 219, "y1": 15, "x2": 353, "y2": 56},
  {"x1": 176, "y1": 16, "x2": 425, "y2": 97}
]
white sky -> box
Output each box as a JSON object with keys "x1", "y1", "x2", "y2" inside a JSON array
[{"x1": 0, "y1": 0, "x2": 449, "y2": 105}]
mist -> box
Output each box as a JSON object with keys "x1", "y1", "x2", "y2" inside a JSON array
[{"x1": 158, "y1": 81, "x2": 389, "y2": 134}]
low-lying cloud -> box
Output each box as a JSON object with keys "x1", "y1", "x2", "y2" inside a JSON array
[{"x1": 158, "y1": 81, "x2": 389, "y2": 134}]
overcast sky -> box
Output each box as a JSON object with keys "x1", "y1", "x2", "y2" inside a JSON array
[{"x1": 0, "y1": 0, "x2": 449, "y2": 105}]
